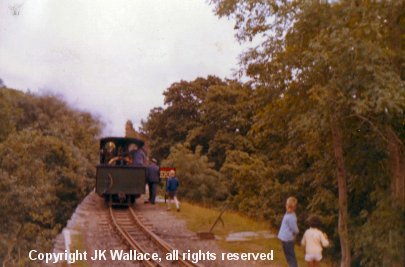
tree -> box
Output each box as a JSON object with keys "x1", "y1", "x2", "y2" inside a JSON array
[
  {"x1": 211, "y1": 0, "x2": 405, "y2": 265},
  {"x1": 188, "y1": 81, "x2": 255, "y2": 168},
  {"x1": 0, "y1": 88, "x2": 101, "y2": 265},
  {"x1": 162, "y1": 144, "x2": 227, "y2": 204},
  {"x1": 141, "y1": 76, "x2": 226, "y2": 161}
]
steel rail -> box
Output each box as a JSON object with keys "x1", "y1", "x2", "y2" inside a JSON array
[
  {"x1": 128, "y1": 207, "x2": 203, "y2": 267},
  {"x1": 108, "y1": 207, "x2": 161, "y2": 267}
]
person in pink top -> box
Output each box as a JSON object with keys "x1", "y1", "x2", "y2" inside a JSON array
[{"x1": 301, "y1": 215, "x2": 329, "y2": 267}]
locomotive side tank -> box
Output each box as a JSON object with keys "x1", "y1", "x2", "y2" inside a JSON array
[{"x1": 96, "y1": 137, "x2": 146, "y2": 205}]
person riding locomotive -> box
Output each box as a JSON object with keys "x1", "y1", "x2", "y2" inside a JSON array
[
  {"x1": 106, "y1": 142, "x2": 146, "y2": 166},
  {"x1": 96, "y1": 137, "x2": 147, "y2": 205}
]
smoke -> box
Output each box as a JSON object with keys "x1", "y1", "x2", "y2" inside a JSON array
[{"x1": 0, "y1": 0, "x2": 243, "y2": 135}]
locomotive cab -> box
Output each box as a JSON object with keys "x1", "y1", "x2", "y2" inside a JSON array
[{"x1": 96, "y1": 137, "x2": 146, "y2": 205}]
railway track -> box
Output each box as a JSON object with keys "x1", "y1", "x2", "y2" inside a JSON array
[{"x1": 108, "y1": 206, "x2": 202, "y2": 267}]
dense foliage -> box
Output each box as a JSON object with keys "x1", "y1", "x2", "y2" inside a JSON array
[
  {"x1": 0, "y1": 88, "x2": 101, "y2": 266},
  {"x1": 142, "y1": 1, "x2": 405, "y2": 266},
  {"x1": 162, "y1": 144, "x2": 228, "y2": 204}
]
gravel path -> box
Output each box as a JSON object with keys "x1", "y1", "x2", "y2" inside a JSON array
[{"x1": 46, "y1": 192, "x2": 279, "y2": 267}]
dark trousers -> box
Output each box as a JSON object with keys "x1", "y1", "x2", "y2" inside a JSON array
[
  {"x1": 148, "y1": 182, "x2": 158, "y2": 204},
  {"x1": 281, "y1": 241, "x2": 297, "y2": 267}
]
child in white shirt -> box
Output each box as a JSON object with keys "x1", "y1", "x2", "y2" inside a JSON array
[{"x1": 301, "y1": 215, "x2": 329, "y2": 267}]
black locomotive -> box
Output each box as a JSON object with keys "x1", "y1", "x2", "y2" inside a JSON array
[{"x1": 95, "y1": 137, "x2": 146, "y2": 205}]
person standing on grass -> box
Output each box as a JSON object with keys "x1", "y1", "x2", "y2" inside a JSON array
[
  {"x1": 301, "y1": 215, "x2": 329, "y2": 267},
  {"x1": 166, "y1": 170, "x2": 180, "y2": 211},
  {"x1": 278, "y1": 196, "x2": 299, "y2": 267}
]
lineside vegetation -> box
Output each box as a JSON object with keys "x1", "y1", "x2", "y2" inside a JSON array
[
  {"x1": 0, "y1": 88, "x2": 101, "y2": 266},
  {"x1": 142, "y1": 1, "x2": 405, "y2": 265}
]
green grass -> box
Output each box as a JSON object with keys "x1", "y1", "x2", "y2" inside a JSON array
[
  {"x1": 69, "y1": 228, "x2": 90, "y2": 267},
  {"x1": 170, "y1": 201, "x2": 330, "y2": 267}
]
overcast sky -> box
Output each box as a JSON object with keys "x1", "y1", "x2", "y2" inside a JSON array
[{"x1": 0, "y1": 0, "x2": 244, "y2": 135}]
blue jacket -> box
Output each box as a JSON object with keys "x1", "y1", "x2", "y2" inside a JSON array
[
  {"x1": 278, "y1": 212, "x2": 299, "y2": 242},
  {"x1": 166, "y1": 177, "x2": 179, "y2": 192}
]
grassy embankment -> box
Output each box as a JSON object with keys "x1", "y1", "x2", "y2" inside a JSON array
[
  {"x1": 61, "y1": 227, "x2": 89, "y2": 267},
  {"x1": 171, "y1": 201, "x2": 331, "y2": 267}
]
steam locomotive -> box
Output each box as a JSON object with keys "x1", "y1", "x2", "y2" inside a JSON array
[{"x1": 95, "y1": 137, "x2": 146, "y2": 205}]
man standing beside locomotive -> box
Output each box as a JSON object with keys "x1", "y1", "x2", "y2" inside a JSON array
[{"x1": 146, "y1": 158, "x2": 160, "y2": 204}]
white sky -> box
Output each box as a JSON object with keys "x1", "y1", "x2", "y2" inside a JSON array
[{"x1": 0, "y1": 0, "x2": 243, "y2": 135}]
